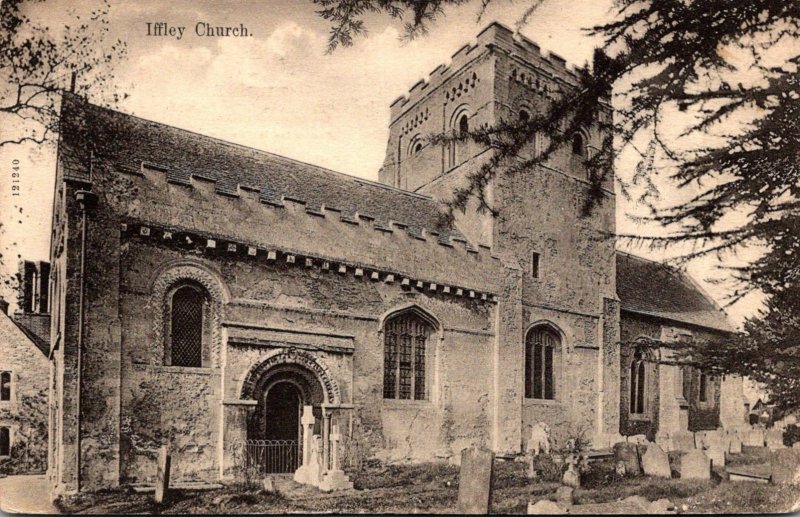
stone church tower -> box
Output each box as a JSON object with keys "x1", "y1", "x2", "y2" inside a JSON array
[{"x1": 379, "y1": 22, "x2": 621, "y2": 450}]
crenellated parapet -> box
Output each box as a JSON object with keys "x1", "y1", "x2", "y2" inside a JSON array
[{"x1": 389, "y1": 22, "x2": 587, "y2": 123}]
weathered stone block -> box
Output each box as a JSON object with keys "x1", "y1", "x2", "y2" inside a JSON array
[
  {"x1": 456, "y1": 447, "x2": 495, "y2": 514},
  {"x1": 680, "y1": 449, "x2": 710, "y2": 480},
  {"x1": 642, "y1": 443, "x2": 671, "y2": 478},
  {"x1": 766, "y1": 428, "x2": 785, "y2": 450},
  {"x1": 613, "y1": 442, "x2": 641, "y2": 476}
]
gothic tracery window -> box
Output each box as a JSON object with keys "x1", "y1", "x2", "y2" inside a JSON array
[
  {"x1": 525, "y1": 326, "x2": 558, "y2": 400},
  {"x1": 383, "y1": 310, "x2": 434, "y2": 400},
  {"x1": 168, "y1": 283, "x2": 207, "y2": 367}
]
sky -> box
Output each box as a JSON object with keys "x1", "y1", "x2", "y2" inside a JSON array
[{"x1": 0, "y1": 0, "x2": 764, "y2": 326}]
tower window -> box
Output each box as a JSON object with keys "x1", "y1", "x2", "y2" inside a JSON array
[
  {"x1": 458, "y1": 114, "x2": 469, "y2": 135},
  {"x1": 413, "y1": 142, "x2": 422, "y2": 154},
  {"x1": 519, "y1": 110, "x2": 530, "y2": 124},
  {"x1": 525, "y1": 326, "x2": 559, "y2": 400},
  {"x1": 0, "y1": 372, "x2": 10, "y2": 401},
  {"x1": 571, "y1": 132, "x2": 585, "y2": 156},
  {"x1": 531, "y1": 252, "x2": 540, "y2": 279}
]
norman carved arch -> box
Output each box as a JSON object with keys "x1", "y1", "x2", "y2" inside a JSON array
[
  {"x1": 149, "y1": 261, "x2": 227, "y2": 368},
  {"x1": 240, "y1": 349, "x2": 340, "y2": 405}
]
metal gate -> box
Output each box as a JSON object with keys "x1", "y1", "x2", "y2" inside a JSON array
[{"x1": 245, "y1": 439, "x2": 300, "y2": 474}]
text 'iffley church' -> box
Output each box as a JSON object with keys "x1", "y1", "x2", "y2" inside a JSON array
[{"x1": 42, "y1": 23, "x2": 746, "y2": 494}]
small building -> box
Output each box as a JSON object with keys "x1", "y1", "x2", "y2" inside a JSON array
[{"x1": 0, "y1": 261, "x2": 51, "y2": 474}]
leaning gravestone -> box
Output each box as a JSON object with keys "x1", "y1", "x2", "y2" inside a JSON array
[
  {"x1": 770, "y1": 448, "x2": 800, "y2": 485},
  {"x1": 642, "y1": 443, "x2": 671, "y2": 478},
  {"x1": 155, "y1": 446, "x2": 171, "y2": 504},
  {"x1": 613, "y1": 442, "x2": 641, "y2": 476},
  {"x1": 681, "y1": 449, "x2": 711, "y2": 480},
  {"x1": 457, "y1": 447, "x2": 495, "y2": 514}
]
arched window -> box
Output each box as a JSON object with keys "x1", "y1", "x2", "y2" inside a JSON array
[
  {"x1": 571, "y1": 132, "x2": 585, "y2": 156},
  {"x1": 525, "y1": 326, "x2": 559, "y2": 399},
  {"x1": 0, "y1": 372, "x2": 10, "y2": 401},
  {"x1": 519, "y1": 109, "x2": 538, "y2": 154},
  {"x1": 458, "y1": 113, "x2": 469, "y2": 135},
  {"x1": 168, "y1": 284, "x2": 206, "y2": 367},
  {"x1": 699, "y1": 373, "x2": 708, "y2": 402},
  {"x1": 0, "y1": 427, "x2": 8, "y2": 456},
  {"x1": 383, "y1": 310, "x2": 434, "y2": 400},
  {"x1": 413, "y1": 142, "x2": 423, "y2": 154},
  {"x1": 630, "y1": 348, "x2": 647, "y2": 414}
]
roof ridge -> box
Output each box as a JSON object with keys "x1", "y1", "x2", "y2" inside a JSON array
[{"x1": 63, "y1": 93, "x2": 434, "y2": 202}]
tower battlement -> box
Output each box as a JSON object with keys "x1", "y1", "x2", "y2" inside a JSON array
[{"x1": 389, "y1": 22, "x2": 585, "y2": 123}]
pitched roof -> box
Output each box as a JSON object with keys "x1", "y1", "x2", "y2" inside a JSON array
[
  {"x1": 60, "y1": 94, "x2": 463, "y2": 242},
  {"x1": 0, "y1": 312, "x2": 49, "y2": 357},
  {"x1": 616, "y1": 251, "x2": 733, "y2": 332}
]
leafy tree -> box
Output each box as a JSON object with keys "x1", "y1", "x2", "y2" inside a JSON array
[
  {"x1": 672, "y1": 288, "x2": 800, "y2": 415},
  {"x1": 0, "y1": 0, "x2": 127, "y2": 306},
  {"x1": 0, "y1": 0, "x2": 127, "y2": 149},
  {"x1": 313, "y1": 0, "x2": 799, "y2": 304}
]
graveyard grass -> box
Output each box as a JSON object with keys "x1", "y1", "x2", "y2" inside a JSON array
[{"x1": 55, "y1": 450, "x2": 800, "y2": 514}]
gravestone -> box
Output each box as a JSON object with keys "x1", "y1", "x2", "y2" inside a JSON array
[
  {"x1": 705, "y1": 444, "x2": 726, "y2": 468},
  {"x1": 680, "y1": 449, "x2": 711, "y2": 480},
  {"x1": 770, "y1": 448, "x2": 800, "y2": 485},
  {"x1": 262, "y1": 476, "x2": 276, "y2": 494},
  {"x1": 642, "y1": 443, "x2": 671, "y2": 478},
  {"x1": 671, "y1": 432, "x2": 696, "y2": 452},
  {"x1": 703, "y1": 432, "x2": 726, "y2": 467},
  {"x1": 562, "y1": 463, "x2": 580, "y2": 488},
  {"x1": 613, "y1": 442, "x2": 641, "y2": 476},
  {"x1": 320, "y1": 424, "x2": 354, "y2": 492},
  {"x1": 155, "y1": 446, "x2": 171, "y2": 504},
  {"x1": 728, "y1": 432, "x2": 743, "y2": 454},
  {"x1": 555, "y1": 486, "x2": 574, "y2": 506},
  {"x1": 293, "y1": 406, "x2": 317, "y2": 485},
  {"x1": 744, "y1": 428, "x2": 765, "y2": 447},
  {"x1": 527, "y1": 423, "x2": 551, "y2": 456},
  {"x1": 765, "y1": 428, "x2": 786, "y2": 450},
  {"x1": 457, "y1": 447, "x2": 495, "y2": 514}
]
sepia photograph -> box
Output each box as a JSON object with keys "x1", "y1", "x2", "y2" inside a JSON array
[{"x1": 0, "y1": 0, "x2": 798, "y2": 514}]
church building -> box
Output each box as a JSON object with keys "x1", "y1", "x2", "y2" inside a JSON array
[{"x1": 45, "y1": 23, "x2": 738, "y2": 494}]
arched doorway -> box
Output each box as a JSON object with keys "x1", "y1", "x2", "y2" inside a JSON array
[
  {"x1": 263, "y1": 382, "x2": 301, "y2": 441},
  {"x1": 245, "y1": 362, "x2": 327, "y2": 473}
]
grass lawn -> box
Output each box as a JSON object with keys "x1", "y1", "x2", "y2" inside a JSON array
[{"x1": 56, "y1": 451, "x2": 800, "y2": 514}]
